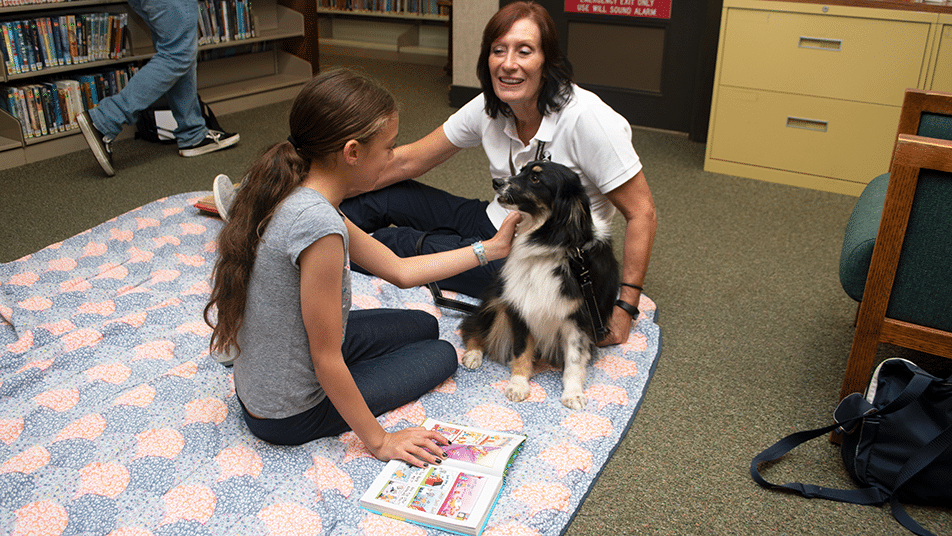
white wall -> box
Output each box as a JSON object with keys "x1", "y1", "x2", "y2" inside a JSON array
[{"x1": 452, "y1": 0, "x2": 497, "y2": 89}]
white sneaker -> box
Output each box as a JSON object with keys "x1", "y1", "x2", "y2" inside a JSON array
[
  {"x1": 77, "y1": 111, "x2": 115, "y2": 176},
  {"x1": 214, "y1": 344, "x2": 238, "y2": 367},
  {"x1": 180, "y1": 129, "x2": 240, "y2": 157},
  {"x1": 213, "y1": 174, "x2": 237, "y2": 222}
]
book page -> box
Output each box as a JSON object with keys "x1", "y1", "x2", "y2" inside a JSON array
[
  {"x1": 423, "y1": 419, "x2": 526, "y2": 477},
  {"x1": 361, "y1": 461, "x2": 501, "y2": 535}
]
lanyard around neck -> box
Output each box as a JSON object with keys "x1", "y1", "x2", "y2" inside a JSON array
[{"x1": 509, "y1": 140, "x2": 548, "y2": 175}]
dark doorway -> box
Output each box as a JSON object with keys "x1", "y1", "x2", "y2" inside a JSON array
[{"x1": 506, "y1": 0, "x2": 721, "y2": 141}]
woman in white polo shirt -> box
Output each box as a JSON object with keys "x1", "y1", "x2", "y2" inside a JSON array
[{"x1": 341, "y1": 1, "x2": 656, "y2": 347}]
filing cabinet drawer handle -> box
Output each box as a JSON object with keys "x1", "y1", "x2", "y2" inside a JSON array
[
  {"x1": 787, "y1": 116, "x2": 828, "y2": 132},
  {"x1": 798, "y1": 36, "x2": 842, "y2": 51}
]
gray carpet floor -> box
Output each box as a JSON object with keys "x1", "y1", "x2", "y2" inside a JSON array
[{"x1": 1, "y1": 55, "x2": 950, "y2": 535}]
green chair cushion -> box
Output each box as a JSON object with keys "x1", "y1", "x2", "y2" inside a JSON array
[
  {"x1": 840, "y1": 173, "x2": 888, "y2": 303},
  {"x1": 839, "y1": 171, "x2": 952, "y2": 332}
]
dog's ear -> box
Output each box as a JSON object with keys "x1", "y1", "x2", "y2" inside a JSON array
[{"x1": 551, "y1": 170, "x2": 593, "y2": 246}]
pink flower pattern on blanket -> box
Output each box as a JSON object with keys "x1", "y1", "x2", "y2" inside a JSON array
[
  {"x1": 11, "y1": 501, "x2": 69, "y2": 536},
  {"x1": 54, "y1": 414, "x2": 107, "y2": 442},
  {"x1": 78, "y1": 462, "x2": 130, "y2": 498},
  {"x1": 0, "y1": 193, "x2": 661, "y2": 536}
]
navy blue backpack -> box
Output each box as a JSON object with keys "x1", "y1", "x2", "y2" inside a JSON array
[{"x1": 751, "y1": 358, "x2": 952, "y2": 536}]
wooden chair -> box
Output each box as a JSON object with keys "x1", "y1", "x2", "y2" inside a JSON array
[{"x1": 837, "y1": 89, "x2": 952, "y2": 404}]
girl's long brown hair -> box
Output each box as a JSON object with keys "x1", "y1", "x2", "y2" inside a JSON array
[{"x1": 204, "y1": 68, "x2": 397, "y2": 358}]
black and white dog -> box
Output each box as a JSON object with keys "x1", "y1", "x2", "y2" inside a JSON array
[{"x1": 460, "y1": 161, "x2": 620, "y2": 409}]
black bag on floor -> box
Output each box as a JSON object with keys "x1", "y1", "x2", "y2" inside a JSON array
[
  {"x1": 136, "y1": 96, "x2": 222, "y2": 144},
  {"x1": 751, "y1": 358, "x2": 952, "y2": 536}
]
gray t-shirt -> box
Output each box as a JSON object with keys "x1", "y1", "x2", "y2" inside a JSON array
[{"x1": 233, "y1": 187, "x2": 351, "y2": 419}]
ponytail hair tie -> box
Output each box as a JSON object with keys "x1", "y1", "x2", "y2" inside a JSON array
[{"x1": 286, "y1": 135, "x2": 299, "y2": 150}]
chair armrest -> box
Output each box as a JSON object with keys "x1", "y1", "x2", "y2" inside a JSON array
[{"x1": 839, "y1": 173, "x2": 889, "y2": 302}]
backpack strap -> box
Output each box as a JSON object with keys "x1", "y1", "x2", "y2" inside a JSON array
[
  {"x1": 749, "y1": 416, "x2": 890, "y2": 506},
  {"x1": 199, "y1": 96, "x2": 223, "y2": 132},
  {"x1": 888, "y1": 423, "x2": 952, "y2": 536},
  {"x1": 751, "y1": 372, "x2": 937, "y2": 506}
]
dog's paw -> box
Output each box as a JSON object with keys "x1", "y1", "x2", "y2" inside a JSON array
[
  {"x1": 461, "y1": 349, "x2": 483, "y2": 369},
  {"x1": 505, "y1": 376, "x2": 531, "y2": 402},
  {"x1": 560, "y1": 391, "x2": 588, "y2": 410}
]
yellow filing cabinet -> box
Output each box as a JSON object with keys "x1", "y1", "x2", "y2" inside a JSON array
[
  {"x1": 705, "y1": 0, "x2": 947, "y2": 195},
  {"x1": 931, "y1": 19, "x2": 952, "y2": 93}
]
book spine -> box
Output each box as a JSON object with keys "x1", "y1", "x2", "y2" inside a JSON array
[
  {"x1": 49, "y1": 17, "x2": 63, "y2": 66},
  {"x1": 29, "y1": 19, "x2": 44, "y2": 69},
  {"x1": 75, "y1": 14, "x2": 84, "y2": 63},
  {"x1": 221, "y1": 0, "x2": 230, "y2": 42},
  {"x1": 16, "y1": 87, "x2": 32, "y2": 138},
  {"x1": 98, "y1": 13, "x2": 107, "y2": 61},
  {"x1": 30, "y1": 85, "x2": 47, "y2": 136},
  {"x1": 246, "y1": 0, "x2": 255, "y2": 38},
  {"x1": 2, "y1": 23, "x2": 17, "y2": 75},
  {"x1": 67, "y1": 80, "x2": 82, "y2": 116},
  {"x1": 35, "y1": 18, "x2": 48, "y2": 68},
  {"x1": 15, "y1": 21, "x2": 33, "y2": 72},
  {"x1": 198, "y1": 1, "x2": 209, "y2": 45},
  {"x1": 208, "y1": 0, "x2": 219, "y2": 43},
  {"x1": 46, "y1": 17, "x2": 60, "y2": 66},
  {"x1": 45, "y1": 82, "x2": 63, "y2": 132},
  {"x1": 59, "y1": 17, "x2": 69, "y2": 65},
  {"x1": 109, "y1": 15, "x2": 117, "y2": 60},
  {"x1": 56, "y1": 84, "x2": 72, "y2": 129},
  {"x1": 115, "y1": 14, "x2": 127, "y2": 59},
  {"x1": 67, "y1": 15, "x2": 77, "y2": 64},
  {"x1": 40, "y1": 18, "x2": 53, "y2": 67},
  {"x1": 2, "y1": 88, "x2": 19, "y2": 128}
]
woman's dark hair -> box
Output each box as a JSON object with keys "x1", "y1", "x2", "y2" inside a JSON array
[
  {"x1": 476, "y1": 1, "x2": 573, "y2": 119},
  {"x1": 204, "y1": 68, "x2": 396, "y2": 357}
]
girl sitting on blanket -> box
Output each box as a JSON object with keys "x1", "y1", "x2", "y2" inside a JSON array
[{"x1": 203, "y1": 69, "x2": 521, "y2": 467}]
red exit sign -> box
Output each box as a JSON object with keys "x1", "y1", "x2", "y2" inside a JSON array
[{"x1": 565, "y1": 0, "x2": 671, "y2": 19}]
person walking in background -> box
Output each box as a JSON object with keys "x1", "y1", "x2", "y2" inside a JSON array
[{"x1": 78, "y1": 0, "x2": 239, "y2": 176}]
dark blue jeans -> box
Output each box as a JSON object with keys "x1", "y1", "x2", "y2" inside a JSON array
[
  {"x1": 340, "y1": 180, "x2": 502, "y2": 298},
  {"x1": 239, "y1": 309, "x2": 457, "y2": 445}
]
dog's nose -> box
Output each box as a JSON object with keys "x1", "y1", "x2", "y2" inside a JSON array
[{"x1": 492, "y1": 177, "x2": 506, "y2": 190}]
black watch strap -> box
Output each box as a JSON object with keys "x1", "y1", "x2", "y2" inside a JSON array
[{"x1": 615, "y1": 299, "x2": 639, "y2": 318}]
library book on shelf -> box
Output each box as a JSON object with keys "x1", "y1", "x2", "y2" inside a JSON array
[{"x1": 359, "y1": 418, "x2": 526, "y2": 536}]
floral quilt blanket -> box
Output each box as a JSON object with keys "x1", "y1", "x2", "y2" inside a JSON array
[{"x1": 0, "y1": 192, "x2": 661, "y2": 536}]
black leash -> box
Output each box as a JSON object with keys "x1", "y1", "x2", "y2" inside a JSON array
[
  {"x1": 416, "y1": 230, "x2": 610, "y2": 340},
  {"x1": 568, "y1": 246, "x2": 611, "y2": 341},
  {"x1": 415, "y1": 230, "x2": 478, "y2": 314}
]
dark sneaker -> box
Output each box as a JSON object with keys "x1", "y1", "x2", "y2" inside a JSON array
[
  {"x1": 77, "y1": 111, "x2": 115, "y2": 176},
  {"x1": 212, "y1": 173, "x2": 237, "y2": 222},
  {"x1": 179, "y1": 130, "x2": 240, "y2": 157}
]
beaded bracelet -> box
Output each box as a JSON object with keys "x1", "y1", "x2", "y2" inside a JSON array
[{"x1": 472, "y1": 241, "x2": 489, "y2": 266}]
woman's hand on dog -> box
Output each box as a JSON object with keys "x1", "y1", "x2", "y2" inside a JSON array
[
  {"x1": 483, "y1": 211, "x2": 523, "y2": 262},
  {"x1": 597, "y1": 307, "x2": 634, "y2": 347},
  {"x1": 373, "y1": 427, "x2": 452, "y2": 468}
]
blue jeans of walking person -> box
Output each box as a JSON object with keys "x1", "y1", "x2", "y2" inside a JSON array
[
  {"x1": 90, "y1": 0, "x2": 205, "y2": 147},
  {"x1": 340, "y1": 180, "x2": 502, "y2": 298},
  {"x1": 239, "y1": 309, "x2": 458, "y2": 446}
]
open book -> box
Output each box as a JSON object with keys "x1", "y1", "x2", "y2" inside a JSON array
[{"x1": 359, "y1": 418, "x2": 527, "y2": 536}]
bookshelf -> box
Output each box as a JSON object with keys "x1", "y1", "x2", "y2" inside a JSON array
[
  {"x1": 316, "y1": 2, "x2": 449, "y2": 66},
  {"x1": 0, "y1": 0, "x2": 312, "y2": 171}
]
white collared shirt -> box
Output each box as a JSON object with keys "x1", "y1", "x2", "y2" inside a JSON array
[{"x1": 442, "y1": 84, "x2": 643, "y2": 228}]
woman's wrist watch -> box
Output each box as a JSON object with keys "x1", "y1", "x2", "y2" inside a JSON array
[{"x1": 614, "y1": 299, "x2": 639, "y2": 319}]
